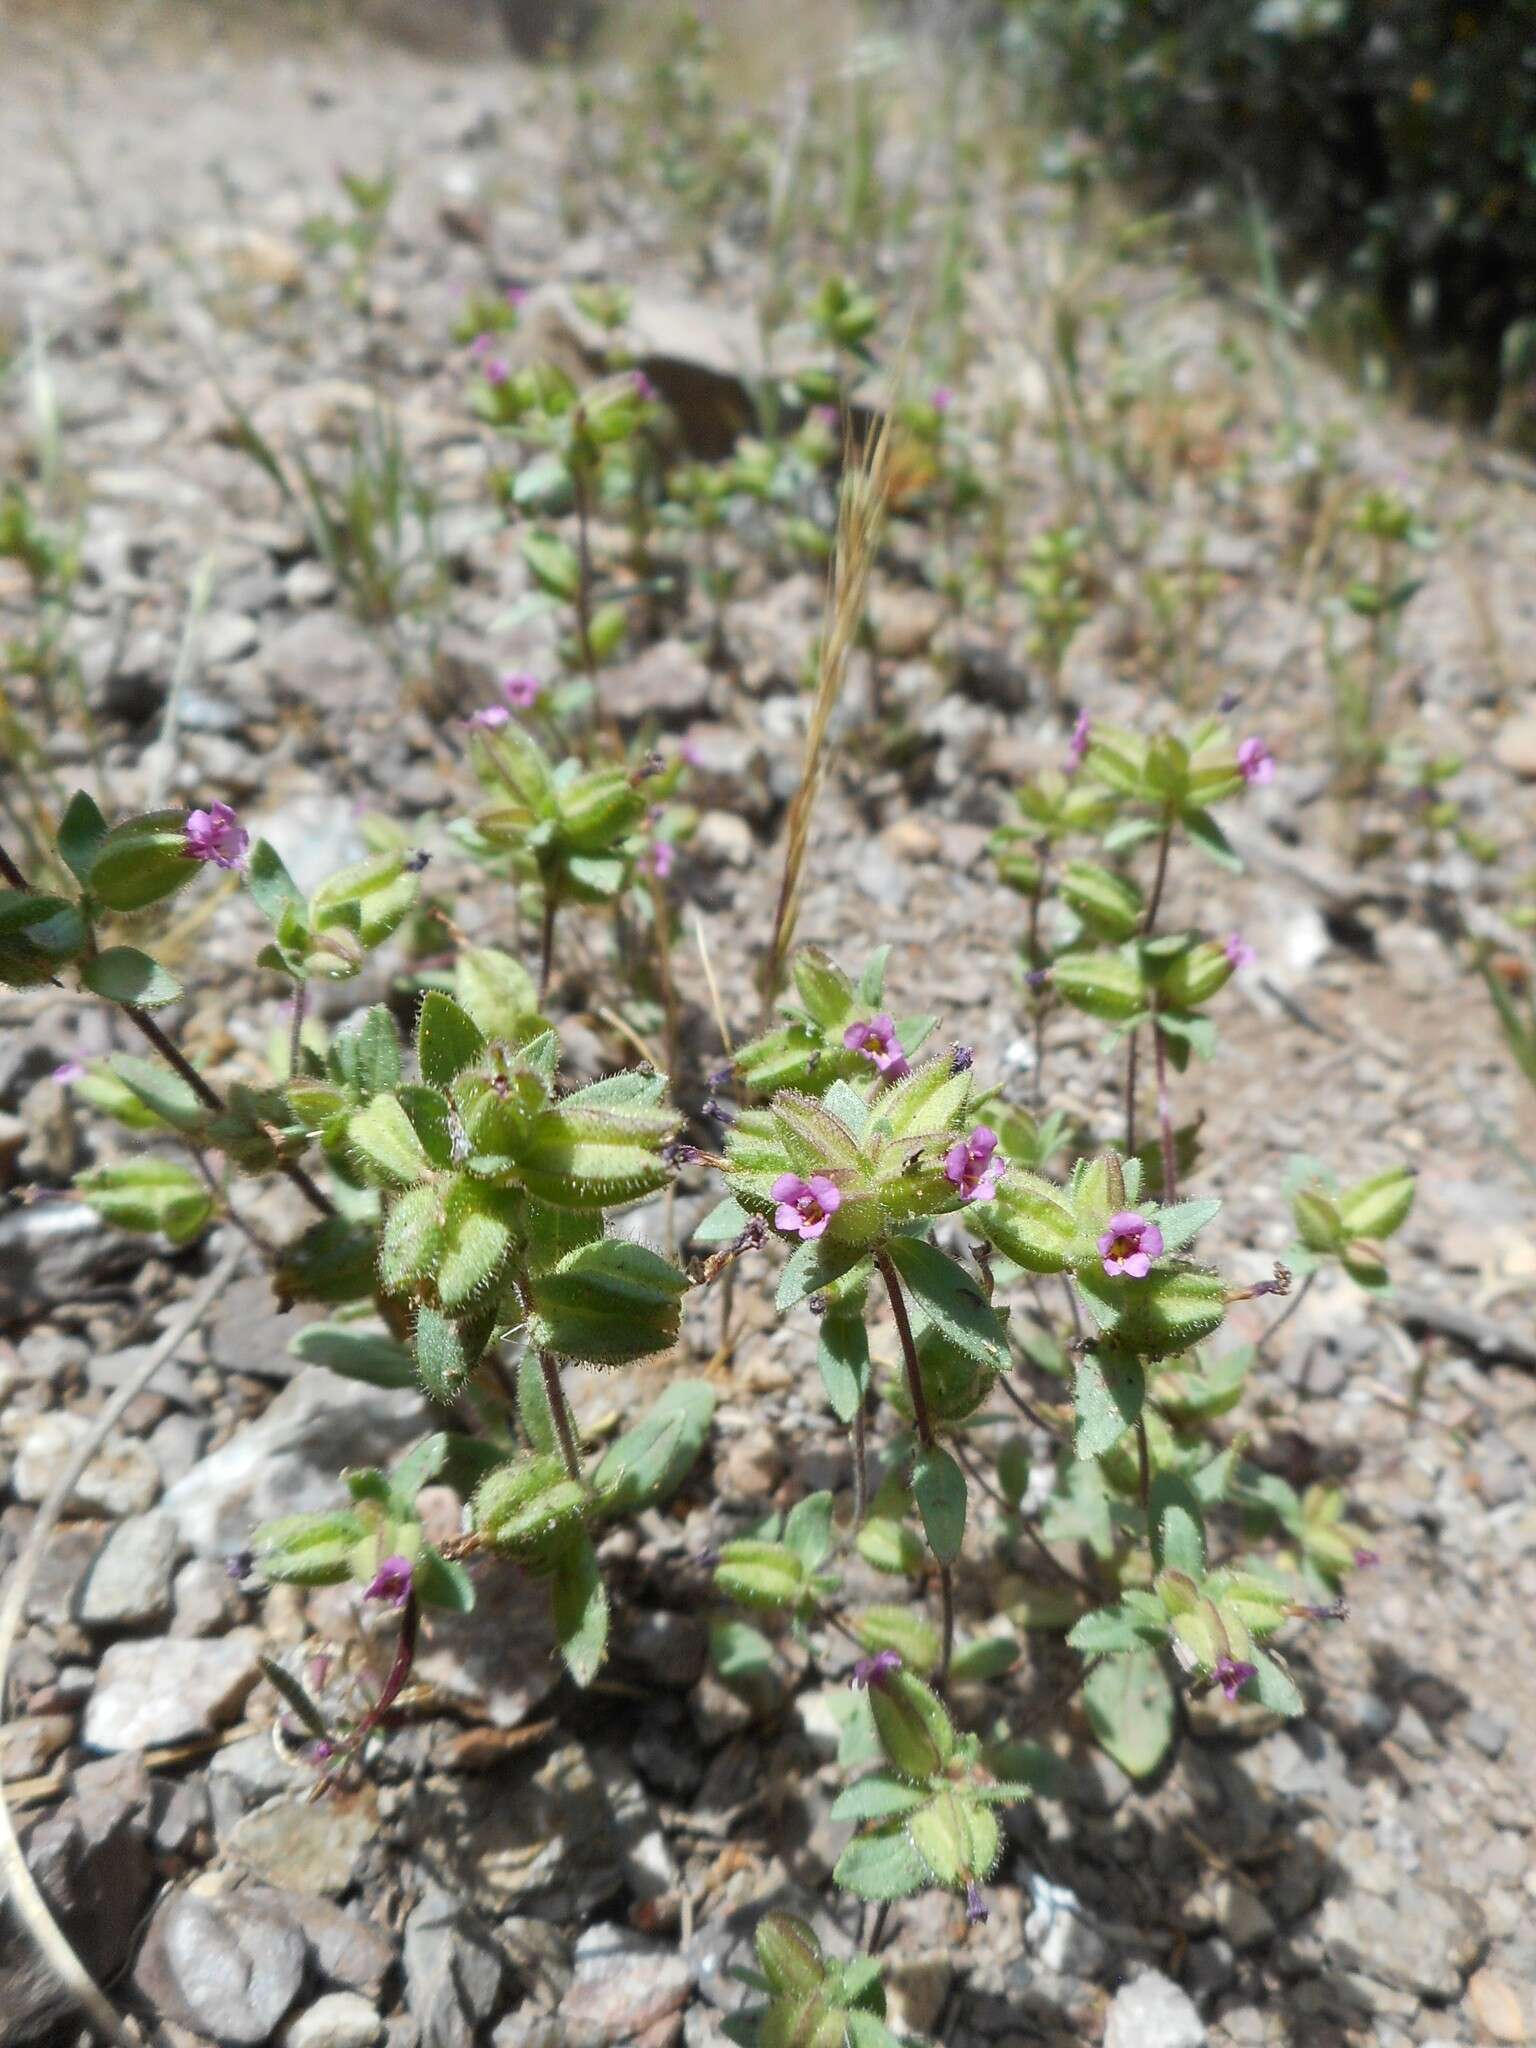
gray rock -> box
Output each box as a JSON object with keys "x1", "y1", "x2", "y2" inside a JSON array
[
  {"x1": 402, "y1": 1886, "x2": 507, "y2": 2048},
  {"x1": 1318, "y1": 1880, "x2": 1486, "y2": 1999},
  {"x1": 134, "y1": 1886, "x2": 306, "y2": 2045},
  {"x1": 1463, "y1": 1710, "x2": 1509, "y2": 1760},
  {"x1": 562, "y1": 1923, "x2": 694, "y2": 2043},
  {"x1": 225, "y1": 1791, "x2": 378, "y2": 1896},
  {"x1": 281, "y1": 1991, "x2": 385, "y2": 2048},
  {"x1": 83, "y1": 1629, "x2": 263, "y2": 1751},
  {"x1": 410, "y1": 1563, "x2": 558, "y2": 1729},
  {"x1": 171, "y1": 1554, "x2": 247, "y2": 1636},
  {"x1": 607, "y1": 638, "x2": 717, "y2": 726},
  {"x1": 12, "y1": 1409, "x2": 161, "y2": 1516},
  {"x1": 1024, "y1": 1872, "x2": 1109, "y2": 1979},
  {"x1": 2, "y1": 1780, "x2": 152, "y2": 2042},
  {"x1": 1103, "y1": 1970, "x2": 1207, "y2": 2048},
  {"x1": 500, "y1": 1917, "x2": 572, "y2": 2013},
  {"x1": 162, "y1": 1366, "x2": 424, "y2": 1558},
  {"x1": 78, "y1": 1510, "x2": 180, "y2": 1627},
  {"x1": 591, "y1": 1744, "x2": 679, "y2": 1902}
]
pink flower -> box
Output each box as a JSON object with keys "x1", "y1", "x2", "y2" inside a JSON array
[
  {"x1": 1237, "y1": 737, "x2": 1274, "y2": 786},
  {"x1": 932, "y1": 385, "x2": 954, "y2": 414},
  {"x1": 679, "y1": 736, "x2": 705, "y2": 769},
  {"x1": 1215, "y1": 1655, "x2": 1257, "y2": 1703},
  {"x1": 183, "y1": 802, "x2": 248, "y2": 870},
  {"x1": 965, "y1": 1879, "x2": 989, "y2": 1926},
  {"x1": 1097, "y1": 1210, "x2": 1164, "y2": 1280},
  {"x1": 467, "y1": 704, "x2": 511, "y2": 730},
  {"x1": 506, "y1": 284, "x2": 528, "y2": 308},
  {"x1": 364, "y1": 1555, "x2": 414, "y2": 1607},
  {"x1": 1067, "y1": 709, "x2": 1092, "y2": 769},
  {"x1": 1224, "y1": 931, "x2": 1256, "y2": 970},
  {"x1": 500, "y1": 671, "x2": 541, "y2": 710},
  {"x1": 1353, "y1": 1547, "x2": 1380, "y2": 1570},
  {"x1": 631, "y1": 369, "x2": 656, "y2": 402},
  {"x1": 814, "y1": 404, "x2": 840, "y2": 432},
  {"x1": 469, "y1": 332, "x2": 495, "y2": 359},
  {"x1": 52, "y1": 1060, "x2": 86, "y2": 1085},
  {"x1": 771, "y1": 1172, "x2": 841, "y2": 1241},
  {"x1": 851, "y1": 1649, "x2": 902, "y2": 1690},
  {"x1": 647, "y1": 840, "x2": 675, "y2": 881},
  {"x1": 944, "y1": 1125, "x2": 1003, "y2": 1204},
  {"x1": 842, "y1": 1014, "x2": 910, "y2": 1080}
]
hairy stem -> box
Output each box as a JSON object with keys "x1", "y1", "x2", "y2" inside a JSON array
[
  {"x1": 874, "y1": 1248, "x2": 933, "y2": 1449},
  {"x1": 1135, "y1": 1412, "x2": 1152, "y2": 1521},
  {"x1": 1124, "y1": 1024, "x2": 1139, "y2": 1157},
  {"x1": 287, "y1": 981, "x2": 308, "y2": 1083},
  {"x1": 938, "y1": 1563, "x2": 955, "y2": 1684},
  {"x1": 851, "y1": 1397, "x2": 868, "y2": 1531},
  {"x1": 1143, "y1": 812, "x2": 1174, "y2": 934},
  {"x1": 1256, "y1": 1265, "x2": 1316, "y2": 1355},
  {"x1": 572, "y1": 463, "x2": 597, "y2": 679},
  {"x1": 1153, "y1": 1016, "x2": 1178, "y2": 1201},
  {"x1": 538, "y1": 892, "x2": 558, "y2": 1003},
  {"x1": 539, "y1": 1351, "x2": 583, "y2": 1482}
]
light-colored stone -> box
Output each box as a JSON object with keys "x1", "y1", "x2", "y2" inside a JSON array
[
  {"x1": 226, "y1": 1792, "x2": 378, "y2": 1897},
  {"x1": 163, "y1": 1366, "x2": 424, "y2": 1558},
  {"x1": 281, "y1": 1991, "x2": 384, "y2": 2048},
  {"x1": 1494, "y1": 714, "x2": 1536, "y2": 780},
  {"x1": 78, "y1": 1511, "x2": 180, "y2": 1627},
  {"x1": 562, "y1": 1923, "x2": 694, "y2": 2043},
  {"x1": 133, "y1": 1886, "x2": 305, "y2": 2045},
  {"x1": 1318, "y1": 1880, "x2": 1485, "y2": 2000},
  {"x1": 1468, "y1": 1968, "x2": 1529, "y2": 2044},
  {"x1": 12, "y1": 1411, "x2": 161, "y2": 1517},
  {"x1": 83, "y1": 1630, "x2": 263, "y2": 1752},
  {"x1": 1104, "y1": 1969, "x2": 1207, "y2": 2048}
]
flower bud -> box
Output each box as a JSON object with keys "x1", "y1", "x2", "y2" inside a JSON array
[
  {"x1": 754, "y1": 1913, "x2": 827, "y2": 1998},
  {"x1": 472, "y1": 1454, "x2": 586, "y2": 1564},
  {"x1": 868, "y1": 1667, "x2": 956, "y2": 1781},
  {"x1": 1155, "y1": 939, "x2": 1234, "y2": 1010},
  {"x1": 87, "y1": 809, "x2": 201, "y2": 914}
]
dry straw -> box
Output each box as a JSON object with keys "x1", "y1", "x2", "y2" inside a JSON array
[{"x1": 758, "y1": 409, "x2": 893, "y2": 1026}]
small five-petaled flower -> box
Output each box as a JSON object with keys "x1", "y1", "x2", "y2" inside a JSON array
[
  {"x1": 364, "y1": 1555, "x2": 414, "y2": 1608},
  {"x1": 183, "y1": 802, "x2": 249, "y2": 871},
  {"x1": 771, "y1": 1173, "x2": 841, "y2": 1241},
  {"x1": 1215, "y1": 1655, "x2": 1257, "y2": 1703},
  {"x1": 1237, "y1": 736, "x2": 1274, "y2": 786},
  {"x1": 1097, "y1": 1210, "x2": 1163, "y2": 1279},
  {"x1": 842, "y1": 1014, "x2": 910, "y2": 1080},
  {"x1": 944, "y1": 1126, "x2": 1003, "y2": 1205}
]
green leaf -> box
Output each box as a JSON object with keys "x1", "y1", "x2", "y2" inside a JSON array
[
  {"x1": 387, "y1": 1432, "x2": 451, "y2": 1510},
  {"x1": 75, "y1": 1160, "x2": 212, "y2": 1245},
  {"x1": 349, "y1": 1092, "x2": 436, "y2": 1186},
  {"x1": 590, "y1": 1379, "x2": 715, "y2": 1514},
  {"x1": 80, "y1": 946, "x2": 183, "y2": 1009},
  {"x1": 784, "y1": 1492, "x2": 835, "y2": 1572},
  {"x1": 259, "y1": 1655, "x2": 331, "y2": 1740},
  {"x1": 379, "y1": 1183, "x2": 445, "y2": 1293},
  {"x1": 517, "y1": 1348, "x2": 559, "y2": 1457},
  {"x1": 912, "y1": 1446, "x2": 967, "y2": 1565},
  {"x1": 947, "y1": 1632, "x2": 1021, "y2": 1682},
  {"x1": 1073, "y1": 1348, "x2": 1146, "y2": 1457},
  {"x1": 1149, "y1": 1198, "x2": 1220, "y2": 1254},
  {"x1": 250, "y1": 1510, "x2": 365, "y2": 1587},
  {"x1": 529, "y1": 1238, "x2": 688, "y2": 1366},
  {"x1": 523, "y1": 529, "x2": 581, "y2": 601},
  {"x1": 413, "y1": 1548, "x2": 476, "y2": 1614},
  {"x1": 57, "y1": 790, "x2": 108, "y2": 888},
  {"x1": 1246, "y1": 1646, "x2": 1304, "y2": 1717},
  {"x1": 829, "y1": 1774, "x2": 928, "y2": 1824},
  {"x1": 246, "y1": 839, "x2": 305, "y2": 929},
  {"x1": 473, "y1": 1452, "x2": 586, "y2": 1560},
  {"x1": 551, "y1": 1531, "x2": 608, "y2": 1686},
  {"x1": 109, "y1": 1054, "x2": 206, "y2": 1133},
  {"x1": 288, "y1": 1322, "x2": 415, "y2": 1389},
  {"x1": 437, "y1": 1181, "x2": 519, "y2": 1312},
  {"x1": 692, "y1": 1195, "x2": 750, "y2": 1247},
  {"x1": 792, "y1": 946, "x2": 858, "y2": 1030},
  {"x1": 1337, "y1": 1165, "x2": 1415, "y2": 1240},
  {"x1": 1052, "y1": 948, "x2": 1146, "y2": 1022},
  {"x1": 86, "y1": 809, "x2": 199, "y2": 914},
  {"x1": 331, "y1": 1006, "x2": 401, "y2": 1098},
  {"x1": 413, "y1": 1305, "x2": 481, "y2": 1403},
  {"x1": 1181, "y1": 806, "x2": 1243, "y2": 871},
  {"x1": 709, "y1": 1618, "x2": 778, "y2": 1703},
  {"x1": 833, "y1": 1825, "x2": 929, "y2": 1901},
  {"x1": 884, "y1": 1238, "x2": 1007, "y2": 1369},
  {"x1": 1075, "y1": 1266, "x2": 1227, "y2": 1360},
  {"x1": 1151, "y1": 1475, "x2": 1206, "y2": 1577},
  {"x1": 849, "y1": 1605, "x2": 941, "y2": 1674},
  {"x1": 776, "y1": 1236, "x2": 868, "y2": 1312},
  {"x1": 416, "y1": 991, "x2": 487, "y2": 1089},
  {"x1": 1067, "y1": 1606, "x2": 1160, "y2": 1655},
  {"x1": 520, "y1": 1102, "x2": 676, "y2": 1210},
  {"x1": 816, "y1": 1308, "x2": 869, "y2": 1424},
  {"x1": 715, "y1": 1539, "x2": 804, "y2": 1609},
  {"x1": 1083, "y1": 1646, "x2": 1177, "y2": 1779},
  {"x1": 275, "y1": 1217, "x2": 379, "y2": 1305},
  {"x1": 454, "y1": 947, "x2": 542, "y2": 1041},
  {"x1": 972, "y1": 1171, "x2": 1077, "y2": 1274}
]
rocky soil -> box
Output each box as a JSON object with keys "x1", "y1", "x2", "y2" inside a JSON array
[{"x1": 3, "y1": 7, "x2": 1536, "y2": 2048}]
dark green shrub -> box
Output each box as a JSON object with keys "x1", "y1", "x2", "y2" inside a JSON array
[{"x1": 1013, "y1": 0, "x2": 1536, "y2": 421}]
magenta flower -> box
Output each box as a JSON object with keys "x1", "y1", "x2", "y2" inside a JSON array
[
  {"x1": 631, "y1": 368, "x2": 656, "y2": 402},
  {"x1": 467, "y1": 703, "x2": 511, "y2": 731},
  {"x1": 771, "y1": 1172, "x2": 841, "y2": 1241},
  {"x1": 932, "y1": 385, "x2": 954, "y2": 414},
  {"x1": 1237, "y1": 736, "x2": 1275, "y2": 786},
  {"x1": 468, "y1": 332, "x2": 495, "y2": 359},
  {"x1": 647, "y1": 839, "x2": 675, "y2": 881},
  {"x1": 183, "y1": 802, "x2": 249, "y2": 870},
  {"x1": 851, "y1": 1649, "x2": 902, "y2": 1690},
  {"x1": 1068, "y1": 708, "x2": 1092, "y2": 769},
  {"x1": 842, "y1": 1014, "x2": 910, "y2": 1080},
  {"x1": 944, "y1": 1125, "x2": 1003, "y2": 1205},
  {"x1": 1353, "y1": 1547, "x2": 1380, "y2": 1569},
  {"x1": 506, "y1": 284, "x2": 528, "y2": 308},
  {"x1": 814, "y1": 404, "x2": 840, "y2": 432},
  {"x1": 965, "y1": 1879, "x2": 990, "y2": 1926},
  {"x1": 679, "y1": 735, "x2": 705, "y2": 769},
  {"x1": 1215, "y1": 1655, "x2": 1257, "y2": 1703},
  {"x1": 1224, "y1": 931, "x2": 1256, "y2": 970},
  {"x1": 364, "y1": 1555, "x2": 414, "y2": 1608},
  {"x1": 482, "y1": 355, "x2": 510, "y2": 387},
  {"x1": 52, "y1": 1060, "x2": 86, "y2": 1085},
  {"x1": 1097, "y1": 1210, "x2": 1164, "y2": 1279},
  {"x1": 500, "y1": 670, "x2": 542, "y2": 710}
]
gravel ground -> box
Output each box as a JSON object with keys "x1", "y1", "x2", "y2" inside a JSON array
[{"x1": 3, "y1": 9, "x2": 1536, "y2": 2047}]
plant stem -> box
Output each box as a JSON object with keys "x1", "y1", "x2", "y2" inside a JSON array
[
  {"x1": 866, "y1": 1900, "x2": 892, "y2": 1957},
  {"x1": 1143, "y1": 813, "x2": 1174, "y2": 933},
  {"x1": 124, "y1": 1006, "x2": 335, "y2": 1218},
  {"x1": 1135, "y1": 1412, "x2": 1151, "y2": 1521},
  {"x1": 287, "y1": 981, "x2": 308, "y2": 1083},
  {"x1": 1152, "y1": 1016, "x2": 1177, "y2": 1201},
  {"x1": 1256, "y1": 1265, "x2": 1315, "y2": 1356},
  {"x1": 572, "y1": 464, "x2": 597, "y2": 679},
  {"x1": 851, "y1": 1398, "x2": 868, "y2": 1531},
  {"x1": 938, "y1": 1563, "x2": 955, "y2": 1684},
  {"x1": 539, "y1": 1350, "x2": 583, "y2": 1482},
  {"x1": 1124, "y1": 1024, "x2": 1139, "y2": 1157},
  {"x1": 0, "y1": 843, "x2": 27, "y2": 889},
  {"x1": 539, "y1": 893, "x2": 558, "y2": 1002},
  {"x1": 874, "y1": 1248, "x2": 933, "y2": 1449}
]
